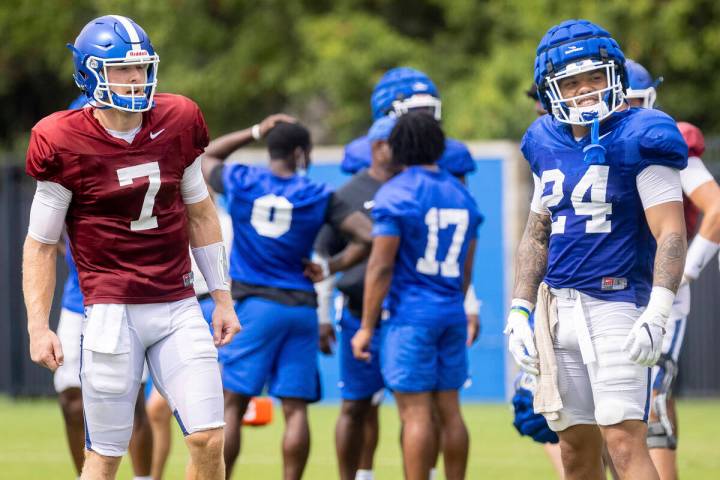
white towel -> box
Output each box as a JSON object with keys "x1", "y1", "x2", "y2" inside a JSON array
[{"x1": 533, "y1": 283, "x2": 563, "y2": 420}]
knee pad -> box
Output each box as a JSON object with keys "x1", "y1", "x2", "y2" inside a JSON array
[
  {"x1": 595, "y1": 399, "x2": 634, "y2": 426},
  {"x1": 647, "y1": 421, "x2": 677, "y2": 450}
]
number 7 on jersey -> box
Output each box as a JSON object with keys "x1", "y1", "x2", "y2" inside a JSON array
[{"x1": 117, "y1": 162, "x2": 161, "y2": 231}]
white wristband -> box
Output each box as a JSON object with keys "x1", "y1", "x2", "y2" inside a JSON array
[
  {"x1": 646, "y1": 286, "x2": 675, "y2": 323},
  {"x1": 684, "y1": 234, "x2": 720, "y2": 280},
  {"x1": 251, "y1": 124, "x2": 262, "y2": 141},
  {"x1": 191, "y1": 242, "x2": 230, "y2": 292}
]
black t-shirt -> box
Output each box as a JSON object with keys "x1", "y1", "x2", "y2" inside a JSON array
[{"x1": 314, "y1": 170, "x2": 382, "y2": 316}]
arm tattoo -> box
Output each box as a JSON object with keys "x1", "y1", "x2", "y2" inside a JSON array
[
  {"x1": 513, "y1": 212, "x2": 551, "y2": 303},
  {"x1": 654, "y1": 232, "x2": 686, "y2": 292}
]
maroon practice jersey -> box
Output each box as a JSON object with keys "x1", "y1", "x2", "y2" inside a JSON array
[
  {"x1": 678, "y1": 121, "x2": 705, "y2": 242},
  {"x1": 26, "y1": 94, "x2": 209, "y2": 304}
]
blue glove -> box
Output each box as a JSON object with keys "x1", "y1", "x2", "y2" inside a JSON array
[{"x1": 511, "y1": 374, "x2": 559, "y2": 444}]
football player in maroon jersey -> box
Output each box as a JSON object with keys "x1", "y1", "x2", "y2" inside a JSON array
[
  {"x1": 626, "y1": 60, "x2": 720, "y2": 480},
  {"x1": 23, "y1": 15, "x2": 239, "y2": 480}
]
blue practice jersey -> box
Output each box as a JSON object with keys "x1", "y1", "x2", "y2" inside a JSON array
[
  {"x1": 62, "y1": 243, "x2": 84, "y2": 314},
  {"x1": 222, "y1": 165, "x2": 334, "y2": 292},
  {"x1": 522, "y1": 108, "x2": 687, "y2": 306},
  {"x1": 342, "y1": 135, "x2": 476, "y2": 177},
  {"x1": 372, "y1": 166, "x2": 483, "y2": 326}
]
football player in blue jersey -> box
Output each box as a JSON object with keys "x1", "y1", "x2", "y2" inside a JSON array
[
  {"x1": 625, "y1": 59, "x2": 720, "y2": 480},
  {"x1": 51, "y1": 95, "x2": 153, "y2": 480},
  {"x1": 505, "y1": 20, "x2": 688, "y2": 480},
  {"x1": 313, "y1": 115, "x2": 401, "y2": 480},
  {"x1": 202, "y1": 116, "x2": 373, "y2": 480},
  {"x1": 342, "y1": 67, "x2": 476, "y2": 180},
  {"x1": 352, "y1": 112, "x2": 482, "y2": 480},
  {"x1": 339, "y1": 65, "x2": 481, "y2": 480}
]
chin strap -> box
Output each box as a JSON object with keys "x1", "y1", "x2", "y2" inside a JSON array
[{"x1": 583, "y1": 115, "x2": 606, "y2": 164}]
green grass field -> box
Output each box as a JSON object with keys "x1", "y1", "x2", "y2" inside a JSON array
[{"x1": 1, "y1": 396, "x2": 718, "y2": 479}]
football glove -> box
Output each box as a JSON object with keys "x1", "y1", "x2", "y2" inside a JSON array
[
  {"x1": 504, "y1": 299, "x2": 539, "y2": 375},
  {"x1": 623, "y1": 287, "x2": 674, "y2": 367}
]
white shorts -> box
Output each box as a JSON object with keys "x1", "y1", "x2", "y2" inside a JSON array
[
  {"x1": 54, "y1": 308, "x2": 150, "y2": 393},
  {"x1": 54, "y1": 308, "x2": 84, "y2": 393},
  {"x1": 546, "y1": 288, "x2": 651, "y2": 432},
  {"x1": 81, "y1": 297, "x2": 223, "y2": 457}
]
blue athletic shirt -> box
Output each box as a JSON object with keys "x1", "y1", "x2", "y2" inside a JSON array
[
  {"x1": 372, "y1": 166, "x2": 483, "y2": 326},
  {"x1": 342, "y1": 135, "x2": 476, "y2": 177},
  {"x1": 222, "y1": 164, "x2": 334, "y2": 292},
  {"x1": 521, "y1": 108, "x2": 687, "y2": 307},
  {"x1": 62, "y1": 243, "x2": 84, "y2": 314}
]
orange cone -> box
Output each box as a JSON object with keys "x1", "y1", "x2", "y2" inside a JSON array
[{"x1": 242, "y1": 397, "x2": 273, "y2": 426}]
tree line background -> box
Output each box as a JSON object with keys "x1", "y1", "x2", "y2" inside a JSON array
[{"x1": 2, "y1": 0, "x2": 719, "y2": 155}]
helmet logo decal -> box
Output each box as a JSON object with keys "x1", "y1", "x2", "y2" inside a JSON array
[
  {"x1": 565, "y1": 45, "x2": 584, "y2": 54},
  {"x1": 126, "y1": 50, "x2": 149, "y2": 58},
  {"x1": 412, "y1": 81, "x2": 429, "y2": 91}
]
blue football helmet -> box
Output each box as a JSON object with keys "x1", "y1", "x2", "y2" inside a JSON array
[
  {"x1": 625, "y1": 59, "x2": 663, "y2": 109},
  {"x1": 534, "y1": 19, "x2": 627, "y2": 125},
  {"x1": 370, "y1": 67, "x2": 441, "y2": 121},
  {"x1": 68, "y1": 15, "x2": 159, "y2": 112}
]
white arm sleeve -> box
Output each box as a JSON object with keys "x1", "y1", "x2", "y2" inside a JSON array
[
  {"x1": 636, "y1": 165, "x2": 683, "y2": 210},
  {"x1": 191, "y1": 242, "x2": 230, "y2": 292},
  {"x1": 28, "y1": 181, "x2": 72, "y2": 244},
  {"x1": 684, "y1": 234, "x2": 720, "y2": 280},
  {"x1": 182, "y1": 157, "x2": 210, "y2": 204},
  {"x1": 680, "y1": 156, "x2": 715, "y2": 196},
  {"x1": 530, "y1": 173, "x2": 550, "y2": 215}
]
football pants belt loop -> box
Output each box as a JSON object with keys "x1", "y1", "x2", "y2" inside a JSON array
[{"x1": 533, "y1": 282, "x2": 562, "y2": 421}]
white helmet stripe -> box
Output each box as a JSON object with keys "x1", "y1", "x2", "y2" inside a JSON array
[{"x1": 111, "y1": 15, "x2": 141, "y2": 51}]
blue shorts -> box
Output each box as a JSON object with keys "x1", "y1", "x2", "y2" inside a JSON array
[
  {"x1": 219, "y1": 296, "x2": 320, "y2": 402},
  {"x1": 381, "y1": 322, "x2": 468, "y2": 393},
  {"x1": 338, "y1": 308, "x2": 384, "y2": 401}
]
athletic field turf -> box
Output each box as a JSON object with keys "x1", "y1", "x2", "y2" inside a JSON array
[{"x1": 1, "y1": 397, "x2": 718, "y2": 479}]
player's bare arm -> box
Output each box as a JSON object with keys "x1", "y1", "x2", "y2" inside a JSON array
[
  {"x1": 352, "y1": 236, "x2": 399, "y2": 361},
  {"x1": 689, "y1": 180, "x2": 720, "y2": 242},
  {"x1": 646, "y1": 203, "x2": 687, "y2": 293},
  {"x1": 186, "y1": 197, "x2": 240, "y2": 346},
  {"x1": 513, "y1": 211, "x2": 551, "y2": 302},
  {"x1": 338, "y1": 210, "x2": 373, "y2": 245},
  {"x1": 303, "y1": 212, "x2": 373, "y2": 283},
  {"x1": 23, "y1": 236, "x2": 64, "y2": 371},
  {"x1": 200, "y1": 113, "x2": 297, "y2": 178},
  {"x1": 505, "y1": 211, "x2": 549, "y2": 374},
  {"x1": 624, "y1": 201, "x2": 687, "y2": 367}
]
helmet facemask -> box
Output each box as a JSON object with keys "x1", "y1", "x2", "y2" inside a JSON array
[
  {"x1": 390, "y1": 94, "x2": 442, "y2": 121},
  {"x1": 83, "y1": 52, "x2": 160, "y2": 112},
  {"x1": 625, "y1": 86, "x2": 657, "y2": 109},
  {"x1": 544, "y1": 59, "x2": 624, "y2": 125}
]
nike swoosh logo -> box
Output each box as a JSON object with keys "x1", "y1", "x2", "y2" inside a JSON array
[
  {"x1": 150, "y1": 128, "x2": 166, "y2": 140},
  {"x1": 598, "y1": 130, "x2": 613, "y2": 140},
  {"x1": 363, "y1": 200, "x2": 375, "y2": 210}
]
